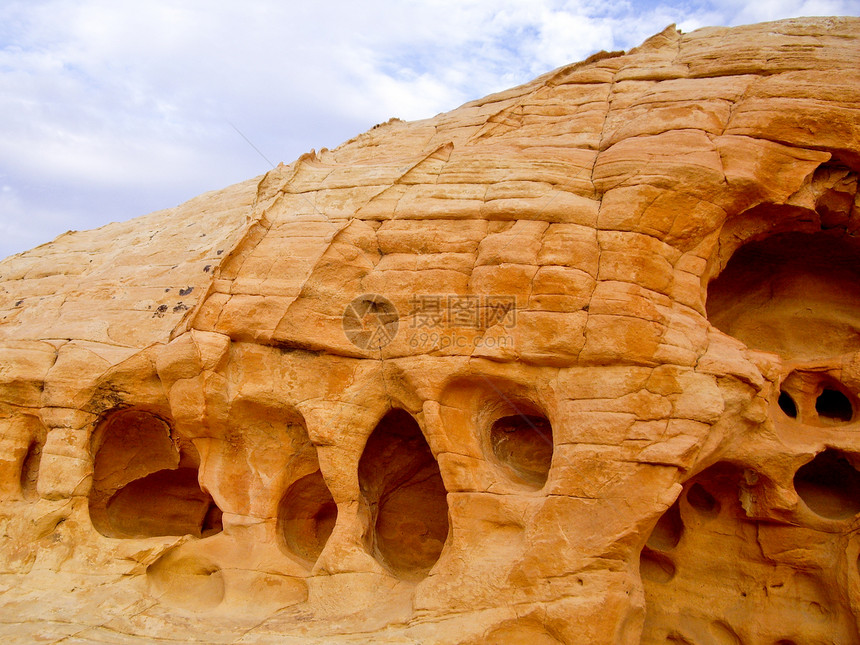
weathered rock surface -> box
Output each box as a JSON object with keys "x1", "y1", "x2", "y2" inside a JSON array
[{"x1": 0, "y1": 16, "x2": 859, "y2": 644}]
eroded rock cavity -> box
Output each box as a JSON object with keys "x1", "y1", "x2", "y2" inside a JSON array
[
  {"x1": 89, "y1": 409, "x2": 222, "y2": 539},
  {"x1": 641, "y1": 462, "x2": 858, "y2": 643},
  {"x1": 642, "y1": 197, "x2": 860, "y2": 643},
  {"x1": 358, "y1": 409, "x2": 449, "y2": 580},
  {"x1": 278, "y1": 469, "x2": 338, "y2": 563},
  {"x1": 0, "y1": 16, "x2": 858, "y2": 645},
  {"x1": 707, "y1": 229, "x2": 860, "y2": 360}
]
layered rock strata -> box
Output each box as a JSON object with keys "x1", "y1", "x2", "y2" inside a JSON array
[{"x1": 0, "y1": 16, "x2": 858, "y2": 644}]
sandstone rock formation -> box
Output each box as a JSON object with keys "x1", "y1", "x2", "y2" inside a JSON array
[{"x1": 0, "y1": 16, "x2": 859, "y2": 644}]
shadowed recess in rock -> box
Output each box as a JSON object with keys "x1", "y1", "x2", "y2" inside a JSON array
[
  {"x1": 358, "y1": 409, "x2": 449, "y2": 580},
  {"x1": 778, "y1": 390, "x2": 798, "y2": 419},
  {"x1": 19, "y1": 438, "x2": 43, "y2": 502},
  {"x1": 475, "y1": 617, "x2": 565, "y2": 645},
  {"x1": 640, "y1": 547, "x2": 676, "y2": 584},
  {"x1": 778, "y1": 370, "x2": 858, "y2": 427},
  {"x1": 89, "y1": 409, "x2": 222, "y2": 539},
  {"x1": 685, "y1": 483, "x2": 719, "y2": 517},
  {"x1": 641, "y1": 462, "x2": 856, "y2": 643},
  {"x1": 646, "y1": 497, "x2": 683, "y2": 551},
  {"x1": 815, "y1": 388, "x2": 854, "y2": 422},
  {"x1": 489, "y1": 413, "x2": 553, "y2": 489},
  {"x1": 794, "y1": 449, "x2": 860, "y2": 520},
  {"x1": 707, "y1": 230, "x2": 860, "y2": 360},
  {"x1": 278, "y1": 469, "x2": 338, "y2": 563},
  {"x1": 106, "y1": 468, "x2": 221, "y2": 538},
  {"x1": 146, "y1": 550, "x2": 225, "y2": 610},
  {"x1": 640, "y1": 497, "x2": 683, "y2": 585}
]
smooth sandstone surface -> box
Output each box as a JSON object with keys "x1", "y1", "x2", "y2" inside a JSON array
[{"x1": 0, "y1": 16, "x2": 859, "y2": 644}]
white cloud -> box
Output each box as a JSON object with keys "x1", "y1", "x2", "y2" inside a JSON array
[
  {"x1": 0, "y1": 0, "x2": 858, "y2": 259},
  {"x1": 0, "y1": 182, "x2": 78, "y2": 254},
  {"x1": 715, "y1": 0, "x2": 860, "y2": 24}
]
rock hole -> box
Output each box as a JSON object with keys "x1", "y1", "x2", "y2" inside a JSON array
[
  {"x1": 706, "y1": 231, "x2": 860, "y2": 360},
  {"x1": 89, "y1": 409, "x2": 222, "y2": 539},
  {"x1": 794, "y1": 449, "x2": 860, "y2": 520},
  {"x1": 20, "y1": 440, "x2": 43, "y2": 501},
  {"x1": 105, "y1": 468, "x2": 216, "y2": 538},
  {"x1": 481, "y1": 618, "x2": 565, "y2": 644},
  {"x1": 358, "y1": 409, "x2": 449, "y2": 580},
  {"x1": 686, "y1": 483, "x2": 720, "y2": 517},
  {"x1": 490, "y1": 413, "x2": 553, "y2": 489},
  {"x1": 777, "y1": 391, "x2": 798, "y2": 418},
  {"x1": 201, "y1": 502, "x2": 223, "y2": 537},
  {"x1": 147, "y1": 551, "x2": 224, "y2": 610},
  {"x1": 815, "y1": 388, "x2": 853, "y2": 422},
  {"x1": 646, "y1": 498, "x2": 683, "y2": 551},
  {"x1": 640, "y1": 547, "x2": 676, "y2": 583},
  {"x1": 278, "y1": 470, "x2": 338, "y2": 563}
]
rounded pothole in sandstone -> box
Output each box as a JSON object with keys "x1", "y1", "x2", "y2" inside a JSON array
[
  {"x1": 147, "y1": 550, "x2": 225, "y2": 610},
  {"x1": 640, "y1": 464, "x2": 742, "y2": 588},
  {"x1": 489, "y1": 412, "x2": 553, "y2": 490},
  {"x1": 89, "y1": 409, "x2": 223, "y2": 539},
  {"x1": 640, "y1": 547, "x2": 677, "y2": 584},
  {"x1": 777, "y1": 390, "x2": 799, "y2": 419},
  {"x1": 706, "y1": 230, "x2": 860, "y2": 361},
  {"x1": 277, "y1": 469, "x2": 338, "y2": 564},
  {"x1": 641, "y1": 498, "x2": 683, "y2": 585},
  {"x1": 776, "y1": 371, "x2": 857, "y2": 427},
  {"x1": 646, "y1": 498, "x2": 683, "y2": 551},
  {"x1": 479, "y1": 617, "x2": 565, "y2": 644},
  {"x1": 815, "y1": 387, "x2": 854, "y2": 423},
  {"x1": 793, "y1": 449, "x2": 860, "y2": 520},
  {"x1": 685, "y1": 483, "x2": 720, "y2": 517},
  {"x1": 358, "y1": 409, "x2": 449, "y2": 581}
]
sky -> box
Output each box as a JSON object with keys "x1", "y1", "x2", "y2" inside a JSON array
[{"x1": 1, "y1": 0, "x2": 858, "y2": 259}]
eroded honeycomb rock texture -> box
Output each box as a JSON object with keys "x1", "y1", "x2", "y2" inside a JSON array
[{"x1": 0, "y1": 16, "x2": 858, "y2": 644}]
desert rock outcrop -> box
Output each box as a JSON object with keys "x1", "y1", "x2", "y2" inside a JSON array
[{"x1": 0, "y1": 16, "x2": 859, "y2": 644}]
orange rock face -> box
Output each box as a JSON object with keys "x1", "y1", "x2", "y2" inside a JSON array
[{"x1": 0, "y1": 16, "x2": 859, "y2": 644}]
